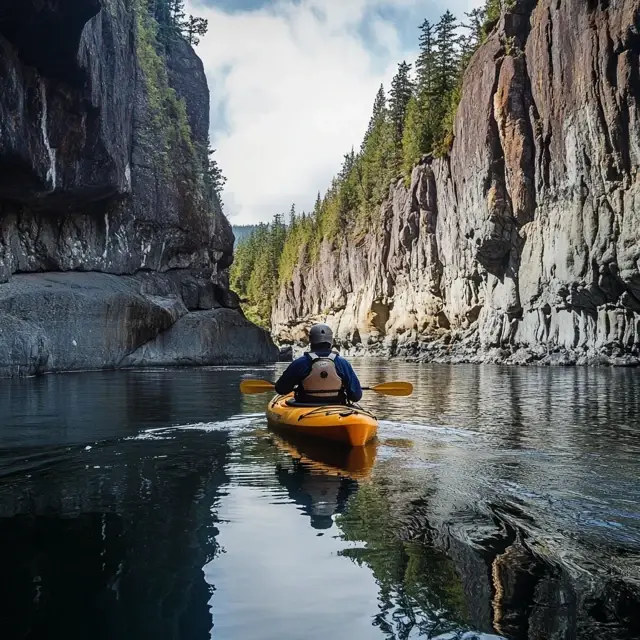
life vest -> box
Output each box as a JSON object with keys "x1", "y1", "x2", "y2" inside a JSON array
[{"x1": 300, "y1": 352, "x2": 344, "y2": 399}]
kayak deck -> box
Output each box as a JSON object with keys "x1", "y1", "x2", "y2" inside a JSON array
[{"x1": 266, "y1": 394, "x2": 378, "y2": 447}]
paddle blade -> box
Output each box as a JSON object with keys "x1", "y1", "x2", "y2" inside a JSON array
[
  {"x1": 239, "y1": 379, "x2": 275, "y2": 395},
  {"x1": 370, "y1": 381, "x2": 414, "y2": 397}
]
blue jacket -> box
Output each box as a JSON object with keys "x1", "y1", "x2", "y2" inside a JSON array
[{"x1": 275, "y1": 350, "x2": 363, "y2": 402}]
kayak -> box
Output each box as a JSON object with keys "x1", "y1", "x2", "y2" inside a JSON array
[{"x1": 266, "y1": 393, "x2": 378, "y2": 447}]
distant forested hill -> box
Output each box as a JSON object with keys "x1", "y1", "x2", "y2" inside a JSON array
[{"x1": 232, "y1": 225, "x2": 260, "y2": 246}]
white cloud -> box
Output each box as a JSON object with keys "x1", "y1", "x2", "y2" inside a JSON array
[{"x1": 187, "y1": 0, "x2": 484, "y2": 224}]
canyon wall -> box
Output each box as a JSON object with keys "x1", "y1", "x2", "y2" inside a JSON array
[
  {"x1": 0, "y1": 0, "x2": 277, "y2": 375},
  {"x1": 273, "y1": 0, "x2": 640, "y2": 365}
]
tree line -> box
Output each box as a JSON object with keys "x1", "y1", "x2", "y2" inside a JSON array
[
  {"x1": 231, "y1": 2, "x2": 501, "y2": 328},
  {"x1": 231, "y1": 213, "x2": 288, "y2": 327}
]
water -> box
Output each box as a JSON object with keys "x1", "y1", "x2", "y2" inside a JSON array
[{"x1": 0, "y1": 362, "x2": 639, "y2": 639}]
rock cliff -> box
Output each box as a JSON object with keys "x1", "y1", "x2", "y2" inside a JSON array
[
  {"x1": 0, "y1": 0, "x2": 277, "y2": 375},
  {"x1": 273, "y1": 0, "x2": 640, "y2": 365}
]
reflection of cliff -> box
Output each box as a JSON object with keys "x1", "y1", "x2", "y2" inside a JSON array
[
  {"x1": 488, "y1": 537, "x2": 640, "y2": 640},
  {"x1": 405, "y1": 499, "x2": 640, "y2": 640},
  {"x1": 0, "y1": 430, "x2": 230, "y2": 640},
  {"x1": 332, "y1": 468, "x2": 640, "y2": 640},
  {"x1": 336, "y1": 483, "x2": 473, "y2": 639}
]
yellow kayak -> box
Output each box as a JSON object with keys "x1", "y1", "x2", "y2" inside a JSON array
[{"x1": 266, "y1": 393, "x2": 378, "y2": 447}]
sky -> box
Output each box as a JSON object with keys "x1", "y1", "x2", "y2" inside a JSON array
[{"x1": 186, "y1": 0, "x2": 485, "y2": 225}]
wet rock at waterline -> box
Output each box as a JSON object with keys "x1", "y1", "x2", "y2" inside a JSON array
[
  {"x1": 0, "y1": 0, "x2": 277, "y2": 374},
  {"x1": 278, "y1": 345, "x2": 294, "y2": 362},
  {"x1": 272, "y1": 0, "x2": 640, "y2": 365}
]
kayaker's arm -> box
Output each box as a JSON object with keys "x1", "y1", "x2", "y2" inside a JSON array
[
  {"x1": 274, "y1": 357, "x2": 309, "y2": 395},
  {"x1": 335, "y1": 358, "x2": 363, "y2": 402}
]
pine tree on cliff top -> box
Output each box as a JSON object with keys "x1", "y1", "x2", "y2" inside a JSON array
[
  {"x1": 153, "y1": 0, "x2": 209, "y2": 47},
  {"x1": 416, "y1": 19, "x2": 436, "y2": 99},
  {"x1": 389, "y1": 61, "x2": 414, "y2": 149},
  {"x1": 362, "y1": 84, "x2": 387, "y2": 150},
  {"x1": 434, "y1": 11, "x2": 460, "y2": 98},
  {"x1": 401, "y1": 95, "x2": 423, "y2": 181},
  {"x1": 408, "y1": 18, "x2": 438, "y2": 162},
  {"x1": 459, "y1": 7, "x2": 486, "y2": 68},
  {"x1": 358, "y1": 85, "x2": 395, "y2": 212}
]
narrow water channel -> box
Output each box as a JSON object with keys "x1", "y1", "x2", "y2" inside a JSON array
[{"x1": 0, "y1": 362, "x2": 638, "y2": 639}]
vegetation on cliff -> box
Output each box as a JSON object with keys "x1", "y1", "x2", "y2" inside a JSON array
[
  {"x1": 135, "y1": 0, "x2": 226, "y2": 205},
  {"x1": 152, "y1": 0, "x2": 209, "y2": 46},
  {"x1": 231, "y1": 2, "x2": 499, "y2": 328}
]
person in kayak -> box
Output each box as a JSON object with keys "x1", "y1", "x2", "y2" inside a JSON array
[{"x1": 274, "y1": 323, "x2": 363, "y2": 404}]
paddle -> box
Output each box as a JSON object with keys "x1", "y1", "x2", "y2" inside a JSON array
[{"x1": 239, "y1": 379, "x2": 413, "y2": 397}]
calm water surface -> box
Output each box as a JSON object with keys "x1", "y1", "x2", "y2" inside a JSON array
[{"x1": 0, "y1": 362, "x2": 639, "y2": 639}]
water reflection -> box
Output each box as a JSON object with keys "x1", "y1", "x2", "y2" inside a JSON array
[
  {"x1": 0, "y1": 364, "x2": 638, "y2": 640},
  {"x1": 208, "y1": 428, "x2": 503, "y2": 640},
  {"x1": 0, "y1": 430, "x2": 230, "y2": 640},
  {"x1": 0, "y1": 368, "x2": 259, "y2": 640}
]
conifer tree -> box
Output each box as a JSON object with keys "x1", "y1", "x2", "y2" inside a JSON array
[
  {"x1": 434, "y1": 11, "x2": 460, "y2": 98},
  {"x1": 389, "y1": 61, "x2": 414, "y2": 148},
  {"x1": 359, "y1": 85, "x2": 395, "y2": 213},
  {"x1": 460, "y1": 8, "x2": 486, "y2": 67},
  {"x1": 206, "y1": 146, "x2": 226, "y2": 202},
  {"x1": 152, "y1": 0, "x2": 208, "y2": 47},
  {"x1": 411, "y1": 19, "x2": 438, "y2": 158},
  {"x1": 362, "y1": 85, "x2": 387, "y2": 150},
  {"x1": 184, "y1": 15, "x2": 208, "y2": 45},
  {"x1": 465, "y1": 7, "x2": 486, "y2": 48},
  {"x1": 401, "y1": 96, "x2": 423, "y2": 180},
  {"x1": 416, "y1": 20, "x2": 435, "y2": 99},
  {"x1": 168, "y1": 0, "x2": 185, "y2": 29}
]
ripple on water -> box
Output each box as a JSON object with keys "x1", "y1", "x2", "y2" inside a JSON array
[
  {"x1": 128, "y1": 413, "x2": 265, "y2": 440},
  {"x1": 379, "y1": 419, "x2": 478, "y2": 441}
]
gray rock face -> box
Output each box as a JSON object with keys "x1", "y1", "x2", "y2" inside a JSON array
[
  {"x1": 273, "y1": 0, "x2": 640, "y2": 365},
  {"x1": 0, "y1": 272, "x2": 277, "y2": 377},
  {"x1": 0, "y1": 0, "x2": 277, "y2": 374},
  {"x1": 123, "y1": 307, "x2": 277, "y2": 367}
]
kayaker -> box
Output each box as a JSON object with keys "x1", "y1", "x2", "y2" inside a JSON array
[{"x1": 274, "y1": 323, "x2": 363, "y2": 404}]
